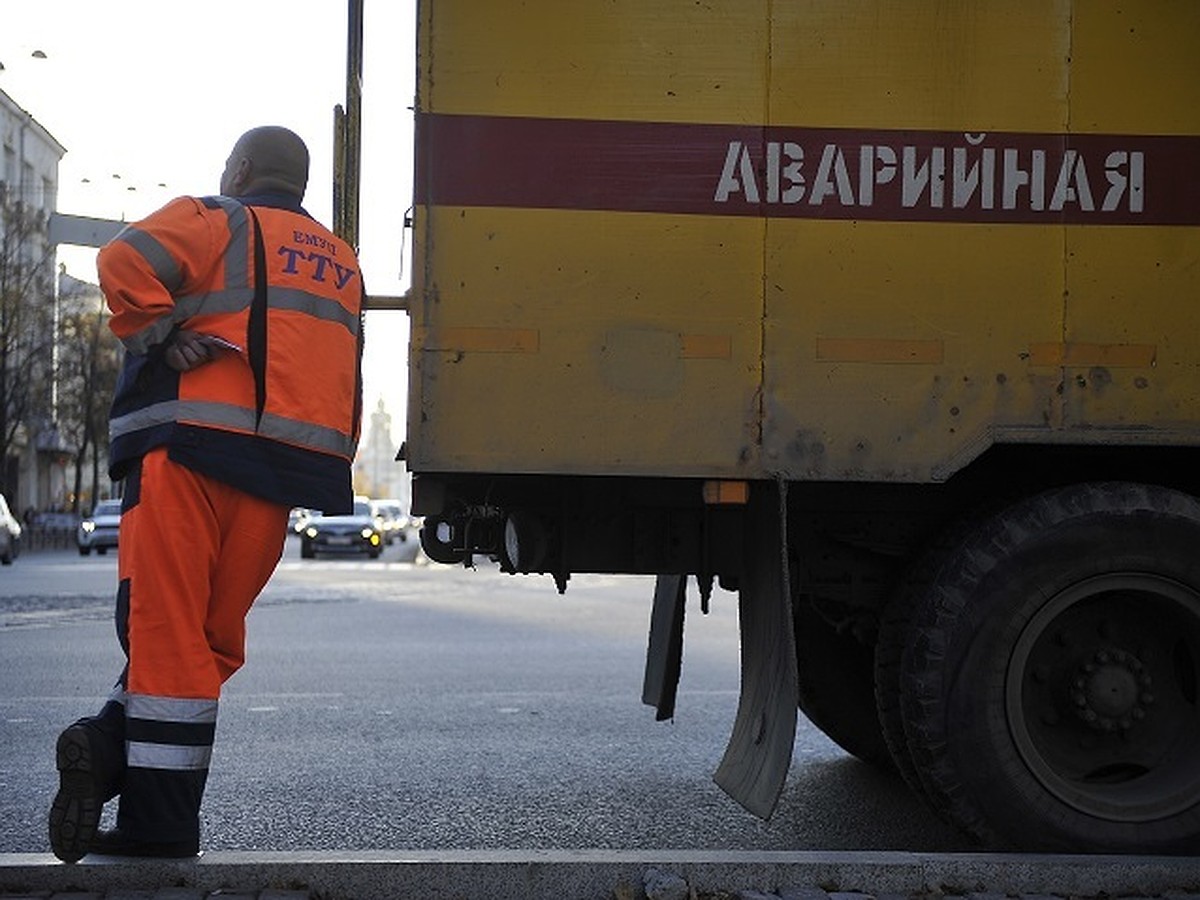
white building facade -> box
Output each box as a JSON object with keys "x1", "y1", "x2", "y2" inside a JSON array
[{"x1": 1, "y1": 86, "x2": 68, "y2": 516}]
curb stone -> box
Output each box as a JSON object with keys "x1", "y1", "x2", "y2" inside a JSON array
[{"x1": 3, "y1": 851, "x2": 1200, "y2": 900}]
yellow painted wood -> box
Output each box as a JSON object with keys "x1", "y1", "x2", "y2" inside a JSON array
[
  {"x1": 418, "y1": 0, "x2": 770, "y2": 124},
  {"x1": 412, "y1": 327, "x2": 540, "y2": 354},
  {"x1": 407, "y1": 205, "x2": 765, "y2": 475},
  {"x1": 769, "y1": 0, "x2": 1070, "y2": 132},
  {"x1": 815, "y1": 338, "x2": 945, "y2": 365},
  {"x1": 763, "y1": 219, "x2": 1066, "y2": 479},
  {"x1": 1070, "y1": 2, "x2": 1200, "y2": 134},
  {"x1": 411, "y1": 1, "x2": 1200, "y2": 482}
]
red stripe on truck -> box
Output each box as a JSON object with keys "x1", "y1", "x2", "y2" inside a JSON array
[{"x1": 415, "y1": 112, "x2": 1200, "y2": 225}]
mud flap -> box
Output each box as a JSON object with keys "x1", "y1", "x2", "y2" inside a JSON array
[
  {"x1": 642, "y1": 574, "x2": 687, "y2": 721},
  {"x1": 713, "y1": 479, "x2": 798, "y2": 819}
]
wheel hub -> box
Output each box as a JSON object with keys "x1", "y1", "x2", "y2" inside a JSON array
[
  {"x1": 1069, "y1": 648, "x2": 1153, "y2": 732},
  {"x1": 1010, "y1": 572, "x2": 1200, "y2": 823}
]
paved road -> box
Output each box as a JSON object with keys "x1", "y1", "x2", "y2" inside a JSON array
[
  {"x1": 6, "y1": 544, "x2": 1200, "y2": 899},
  {"x1": 0, "y1": 539, "x2": 968, "y2": 856}
]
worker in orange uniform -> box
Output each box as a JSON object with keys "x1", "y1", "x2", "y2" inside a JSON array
[{"x1": 48, "y1": 126, "x2": 364, "y2": 862}]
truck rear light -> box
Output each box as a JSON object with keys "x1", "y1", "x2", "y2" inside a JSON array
[{"x1": 702, "y1": 480, "x2": 749, "y2": 505}]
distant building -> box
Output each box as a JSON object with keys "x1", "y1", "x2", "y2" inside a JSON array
[
  {"x1": 353, "y1": 398, "x2": 410, "y2": 510},
  {"x1": 0, "y1": 86, "x2": 66, "y2": 515},
  {"x1": 57, "y1": 269, "x2": 118, "y2": 511}
]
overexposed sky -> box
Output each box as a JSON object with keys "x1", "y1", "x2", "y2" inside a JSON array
[{"x1": 2, "y1": 0, "x2": 416, "y2": 431}]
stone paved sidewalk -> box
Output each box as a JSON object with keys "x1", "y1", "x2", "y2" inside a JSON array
[
  {"x1": 0, "y1": 892, "x2": 311, "y2": 900},
  {"x1": 3, "y1": 891, "x2": 1198, "y2": 900},
  {"x1": 5, "y1": 854, "x2": 1199, "y2": 900}
]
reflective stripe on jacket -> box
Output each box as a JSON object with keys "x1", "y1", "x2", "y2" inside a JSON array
[{"x1": 99, "y1": 193, "x2": 364, "y2": 513}]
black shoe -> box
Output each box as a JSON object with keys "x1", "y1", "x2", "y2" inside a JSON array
[
  {"x1": 48, "y1": 724, "x2": 104, "y2": 863},
  {"x1": 90, "y1": 827, "x2": 200, "y2": 859}
]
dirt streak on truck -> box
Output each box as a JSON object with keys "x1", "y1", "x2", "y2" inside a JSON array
[{"x1": 402, "y1": 0, "x2": 1200, "y2": 853}]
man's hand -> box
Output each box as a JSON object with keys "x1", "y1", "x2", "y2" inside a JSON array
[{"x1": 164, "y1": 330, "x2": 233, "y2": 372}]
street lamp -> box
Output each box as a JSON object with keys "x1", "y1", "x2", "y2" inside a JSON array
[
  {"x1": 0, "y1": 49, "x2": 47, "y2": 72},
  {"x1": 76, "y1": 173, "x2": 172, "y2": 223}
]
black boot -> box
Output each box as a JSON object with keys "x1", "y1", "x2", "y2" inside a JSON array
[
  {"x1": 48, "y1": 720, "x2": 123, "y2": 863},
  {"x1": 89, "y1": 827, "x2": 199, "y2": 858}
]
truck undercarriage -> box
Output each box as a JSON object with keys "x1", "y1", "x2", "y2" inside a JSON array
[{"x1": 412, "y1": 445, "x2": 1200, "y2": 852}]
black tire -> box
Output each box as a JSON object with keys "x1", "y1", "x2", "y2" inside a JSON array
[
  {"x1": 875, "y1": 545, "x2": 957, "y2": 799},
  {"x1": 875, "y1": 501, "x2": 1002, "y2": 801},
  {"x1": 899, "y1": 482, "x2": 1200, "y2": 853},
  {"x1": 97, "y1": 547, "x2": 107, "y2": 556},
  {"x1": 300, "y1": 540, "x2": 315, "y2": 560},
  {"x1": 793, "y1": 594, "x2": 894, "y2": 770},
  {"x1": 79, "y1": 547, "x2": 90, "y2": 556}
]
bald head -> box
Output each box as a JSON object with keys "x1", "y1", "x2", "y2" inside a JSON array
[{"x1": 220, "y1": 126, "x2": 309, "y2": 199}]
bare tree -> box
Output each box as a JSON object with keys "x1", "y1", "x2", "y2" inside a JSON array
[
  {"x1": 0, "y1": 186, "x2": 58, "y2": 500},
  {"x1": 56, "y1": 276, "x2": 120, "y2": 513}
]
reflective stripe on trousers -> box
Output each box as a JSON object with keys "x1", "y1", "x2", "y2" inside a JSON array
[{"x1": 118, "y1": 692, "x2": 217, "y2": 844}]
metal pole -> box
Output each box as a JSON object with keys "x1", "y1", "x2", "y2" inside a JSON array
[
  {"x1": 332, "y1": 103, "x2": 346, "y2": 239},
  {"x1": 339, "y1": 0, "x2": 364, "y2": 252}
]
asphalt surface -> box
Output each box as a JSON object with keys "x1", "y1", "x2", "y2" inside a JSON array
[
  {"x1": 3, "y1": 545, "x2": 1199, "y2": 898},
  {"x1": 1, "y1": 544, "x2": 969, "y2": 855}
]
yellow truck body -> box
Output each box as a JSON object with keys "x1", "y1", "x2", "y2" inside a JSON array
[
  {"x1": 409, "y1": 1, "x2": 1200, "y2": 481},
  {"x1": 405, "y1": 1, "x2": 1200, "y2": 854}
]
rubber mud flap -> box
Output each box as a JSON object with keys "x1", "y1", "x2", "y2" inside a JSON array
[
  {"x1": 642, "y1": 574, "x2": 687, "y2": 720},
  {"x1": 713, "y1": 480, "x2": 799, "y2": 819}
]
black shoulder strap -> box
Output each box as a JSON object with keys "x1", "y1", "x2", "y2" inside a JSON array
[{"x1": 246, "y1": 208, "x2": 268, "y2": 427}]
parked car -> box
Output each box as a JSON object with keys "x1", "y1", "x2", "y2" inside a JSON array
[
  {"x1": 300, "y1": 499, "x2": 384, "y2": 559},
  {"x1": 77, "y1": 499, "x2": 122, "y2": 556},
  {"x1": 369, "y1": 499, "x2": 408, "y2": 545},
  {"x1": 0, "y1": 494, "x2": 21, "y2": 565}
]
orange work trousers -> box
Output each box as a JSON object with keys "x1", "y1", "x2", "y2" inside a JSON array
[{"x1": 119, "y1": 447, "x2": 289, "y2": 700}]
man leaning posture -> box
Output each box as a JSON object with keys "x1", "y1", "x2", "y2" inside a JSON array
[{"x1": 48, "y1": 126, "x2": 364, "y2": 861}]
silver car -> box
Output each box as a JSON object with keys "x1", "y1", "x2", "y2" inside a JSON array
[{"x1": 77, "y1": 499, "x2": 122, "y2": 556}]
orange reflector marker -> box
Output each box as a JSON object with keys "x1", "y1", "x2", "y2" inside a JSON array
[
  {"x1": 680, "y1": 334, "x2": 733, "y2": 359},
  {"x1": 703, "y1": 480, "x2": 749, "y2": 505},
  {"x1": 413, "y1": 326, "x2": 540, "y2": 354},
  {"x1": 1027, "y1": 342, "x2": 1156, "y2": 368}
]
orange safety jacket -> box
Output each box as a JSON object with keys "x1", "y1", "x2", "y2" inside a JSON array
[{"x1": 98, "y1": 192, "x2": 364, "y2": 514}]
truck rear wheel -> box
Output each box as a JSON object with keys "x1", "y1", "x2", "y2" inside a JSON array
[
  {"x1": 898, "y1": 482, "x2": 1200, "y2": 853},
  {"x1": 875, "y1": 546, "x2": 956, "y2": 800},
  {"x1": 875, "y1": 503, "x2": 1001, "y2": 801},
  {"x1": 793, "y1": 594, "x2": 894, "y2": 770}
]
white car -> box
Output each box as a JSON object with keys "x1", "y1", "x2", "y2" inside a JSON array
[
  {"x1": 369, "y1": 499, "x2": 408, "y2": 545},
  {"x1": 0, "y1": 493, "x2": 21, "y2": 565},
  {"x1": 77, "y1": 499, "x2": 122, "y2": 556}
]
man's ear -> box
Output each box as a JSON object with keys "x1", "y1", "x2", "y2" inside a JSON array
[{"x1": 232, "y1": 157, "x2": 253, "y2": 192}]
